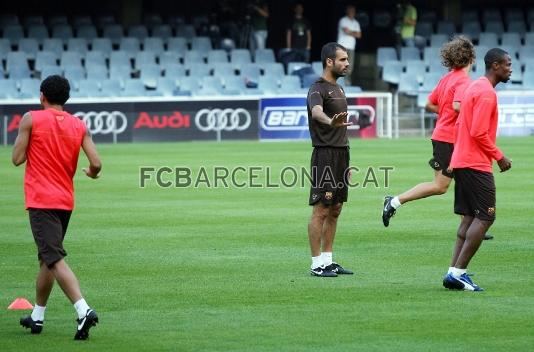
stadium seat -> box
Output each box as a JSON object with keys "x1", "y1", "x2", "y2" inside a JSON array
[
  {"x1": 437, "y1": 21, "x2": 456, "y2": 34},
  {"x1": 6, "y1": 51, "x2": 29, "y2": 70},
  {"x1": 0, "y1": 14, "x2": 19, "y2": 26},
  {"x1": 0, "y1": 39, "x2": 10, "y2": 61},
  {"x1": 519, "y1": 46, "x2": 534, "y2": 61},
  {"x1": 505, "y1": 8, "x2": 524, "y2": 25},
  {"x1": 263, "y1": 62, "x2": 285, "y2": 77},
  {"x1": 417, "y1": 92, "x2": 430, "y2": 108},
  {"x1": 42, "y1": 38, "x2": 64, "y2": 58},
  {"x1": 183, "y1": 50, "x2": 205, "y2": 64},
  {"x1": 128, "y1": 25, "x2": 149, "y2": 40},
  {"x1": 400, "y1": 47, "x2": 421, "y2": 61},
  {"x1": 24, "y1": 15, "x2": 44, "y2": 26},
  {"x1": 110, "y1": 51, "x2": 131, "y2": 68},
  {"x1": 98, "y1": 79, "x2": 121, "y2": 97},
  {"x1": 143, "y1": 14, "x2": 163, "y2": 28},
  {"x1": 27, "y1": 24, "x2": 49, "y2": 44},
  {"x1": 258, "y1": 76, "x2": 279, "y2": 94},
  {"x1": 167, "y1": 37, "x2": 188, "y2": 52},
  {"x1": 231, "y1": 49, "x2": 252, "y2": 65},
  {"x1": 40, "y1": 65, "x2": 64, "y2": 78},
  {"x1": 103, "y1": 24, "x2": 124, "y2": 46},
  {"x1": 77, "y1": 25, "x2": 98, "y2": 41},
  {"x1": 423, "y1": 46, "x2": 440, "y2": 66},
  {"x1": 212, "y1": 64, "x2": 236, "y2": 77},
  {"x1": 143, "y1": 37, "x2": 164, "y2": 55},
  {"x1": 156, "y1": 77, "x2": 177, "y2": 96},
  {"x1": 377, "y1": 47, "x2": 398, "y2": 68},
  {"x1": 240, "y1": 64, "x2": 261, "y2": 81},
  {"x1": 96, "y1": 14, "x2": 116, "y2": 30},
  {"x1": 287, "y1": 62, "x2": 309, "y2": 75},
  {"x1": 61, "y1": 51, "x2": 84, "y2": 68},
  {"x1": 223, "y1": 76, "x2": 246, "y2": 94},
  {"x1": 86, "y1": 65, "x2": 108, "y2": 80},
  {"x1": 208, "y1": 50, "x2": 229, "y2": 64},
  {"x1": 483, "y1": 8, "x2": 502, "y2": 23},
  {"x1": 110, "y1": 65, "x2": 131, "y2": 81},
  {"x1": 421, "y1": 73, "x2": 443, "y2": 93},
  {"x1": 428, "y1": 60, "x2": 448, "y2": 75},
  {"x1": 186, "y1": 63, "x2": 211, "y2": 77},
  {"x1": 140, "y1": 64, "x2": 161, "y2": 88},
  {"x1": 415, "y1": 22, "x2": 433, "y2": 42},
  {"x1": 398, "y1": 72, "x2": 420, "y2": 96},
  {"x1": 151, "y1": 25, "x2": 173, "y2": 41},
  {"x1": 3, "y1": 25, "x2": 24, "y2": 45},
  {"x1": 430, "y1": 34, "x2": 447, "y2": 48},
  {"x1": 485, "y1": 21, "x2": 504, "y2": 36},
  {"x1": 475, "y1": 46, "x2": 490, "y2": 62},
  {"x1": 405, "y1": 60, "x2": 427, "y2": 84},
  {"x1": 175, "y1": 24, "x2": 196, "y2": 39},
  {"x1": 462, "y1": 21, "x2": 481, "y2": 41},
  {"x1": 19, "y1": 78, "x2": 41, "y2": 99},
  {"x1": 177, "y1": 76, "x2": 201, "y2": 93},
  {"x1": 501, "y1": 33, "x2": 522, "y2": 50},
  {"x1": 49, "y1": 15, "x2": 68, "y2": 26},
  {"x1": 255, "y1": 49, "x2": 275, "y2": 63},
  {"x1": 85, "y1": 51, "x2": 107, "y2": 68},
  {"x1": 35, "y1": 51, "x2": 58, "y2": 72},
  {"x1": 162, "y1": 63, "x2": 186, "y2": 79},
  {"x1": 159, "y1": 51, "x2": 183, "y2": 66},
  {"x1": 64, "y1": 66, "x2": 86, "y2": 82},
  {"x1": 201, "y1": 76, "x2": 224, "y2": 91},
  {"x1": 191, "y1": 36, "x2": 212, "y2": 51},
  {"x1": 18, "y1": 38, "x2": 39, "y2": 59},
  {"x1": 135, "y1": 51, "x2": 157, "y2": 69},
  {"x1": 52, "y1": 24, "x2": 73, "y2": 43},
  {"x1": 479, "y1": 32, "x2": 498, "y2": 47},
  {"x1": 67, "y1": 38, "x2": 88, "y2": 55},
  {"x1": 0, "y1": 79, "x2": 20, "y2": 99},
  {"x1": 280, "y1": 75, "x2": 301, "y2": 90},
  {"x1": 302, "y1": 73, "x2": 320, "y2": 88},
  {"x1": 91, "y1": 38, "x2": 113, "y2": 57},
  {"x1": 122, "y1": 79, "x2": 147, "y2": 96},
  {"x1": 312, "y1": 61, "x2": 322, "y2": 75},
  {"x1": 507, "y1": 21, "x2": 526, "y2": 35},
  {"x1": 9, "y1": 65, "x2": 32, "y2": 79},
  {"x1": 381, "y1": 60, "x2": 403, "y2": 84},
  {"x1": 120, "y1": 37, "x2": 141, "y2": 58},
  {"x1": 73, "y1": 15, "x2": 93, "y2": 27}
]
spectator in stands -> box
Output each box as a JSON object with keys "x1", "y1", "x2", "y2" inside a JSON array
[
  {"x1": 337, "y1": 4, "x2": 361, "y2": 85},
  {"x1": 286, "y1": 3, "x2": 312, "y2": 62},
  {"x1": 395, "y1": 0, "x2": 417, "y2": 47},
  {"x1": 249, "y1": 0, "x2": 269, "y2": 49}
]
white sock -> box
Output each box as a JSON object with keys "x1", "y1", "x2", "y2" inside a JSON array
[
  {"x1": 311, "y1": 255, "x2": 323, "y2": 269},
  {"x1": 391, "y1": 196, "x2": 402, "y2": 209},
  {"x1": 74, "y1": 298, "x2": 90, "y2": 319},
  {"x1": 31, "y1": 304, "x2": 46, "y2": 322},
  {"x1": 321, "y1": 252, "x2": 333, "y2": 266},
  {"x1": 447, "y1": 267, "x2": 454, "y2": 274},
  {"x1": 451, "y1": 267, "x2": 466, "y2": 278}
]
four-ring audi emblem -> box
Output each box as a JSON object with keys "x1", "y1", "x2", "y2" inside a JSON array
[
  {"x1": 194, "y1": 108, "x2": 251, "y2": 132},
  {"x1": 75, "y1": 111, "x2": 128, "y2": 135}
]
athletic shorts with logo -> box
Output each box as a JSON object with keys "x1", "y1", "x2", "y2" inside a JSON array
[
  {"x1": 309, "y1": 147, "x2": 349, "y2": 205},
  {"x1": 29, "y1": 208, "x2": 72, "y2": 267},
  {"x1": 454, "y1": 168, "x2": 496, "y2": 221},
  {"x1": 428, "y1": 139, "x2": 454, "y2": 178}
]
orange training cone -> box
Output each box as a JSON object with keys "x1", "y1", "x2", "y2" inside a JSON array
[{"x1": 8, "y1": 298, "x2": 34, "y2": 310}]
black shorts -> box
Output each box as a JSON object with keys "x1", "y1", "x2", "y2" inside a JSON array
[
  {"x1": 309, "y1": 147, "x2": 350, "y2": 205},
  {"x1": 428, "y1": 140, "x2": 454, "y2": 178},
  {"x1": 29, "y1": 208, "x2": 72, "y2": 268},
  {"x1": 454, "y1": 168, "x2": 496, "y2": 221}
]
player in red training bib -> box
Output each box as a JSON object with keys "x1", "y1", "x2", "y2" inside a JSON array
[{"x1": 12, "y1": 75, "x2": 102, "y2": 340}]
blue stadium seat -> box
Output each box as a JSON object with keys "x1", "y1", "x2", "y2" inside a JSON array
[
  {"x1": 110, "y1": 51, "x2": 131, "y2": 68},
  {"x1": 42, "y1": 38, "x2": 64, "y2": 58},
  {"x1": 501, "y1": 33, "x2": 522, "y2": 49},
  {"x1": 155, "y1": 77, "x2": 177, "y2": 96},
  {"x1": 254, "y1": 48, "x2": 275, "y2": 63},
  {"x1": 144, "y1": 38, "x2": 164, "y2": 55},
  {"x1": 0, "y1": 79, "x2": 20, "y2": 99},
  {"x1": 162, "y1": 63, "x2": 186, "y2": 79},
  {"x1": 143, "y1": 14, "x2": 163, "y2": 28},
  {"x1": 18, "y1": 38, "x2": 39, "y2": 59},
  {"x1": 49, "y1": 15, "x2": 68, "y2": 26},
  {"x1": 151, "y1": 25, "x2": 173, "y2": 41},
  {"x1": 212, "y1": 63, "x2": 236, "y2": 77},
  {"x1": 122, "y1": 79, "x2": 147, "y2": 96},
  {"x1": 505, "y1": 9, "x2": 524, "y2": 25},
  {"x1": 415, "y1": 22, "x2": 433, "y2": 42},
  {"x1": 61, "y1": 51, "x2": 84, "y2": 68},
  {"x1": 86, "y1": 65, "x2": 108, "y2": 80},
  {"x1": 405, "y1": 60, "x2": 427, "y2": 84},
  {"x1": 159, "y1": 51, "x2": 183, "y2": 66},
  {"x1": 208, "y1": 50, "x2": 229, "y2": 64},
  {"x1": 167, "y1": 37, "x2": 188, "y2": 52},
  {"x1": 64, "y1": 66, "x2": 86, "y2": 82},
  {"x1": 437, "y1": 21, "x2": 456, "y2": 34},
  {"x1": 186, "y1": 63, "x2": 211, "y2": 77},
  {"x1": 52, "y1": 24, "x2": 73, "y2": 43},
  {"x1": 485, "y1": 21, "x2": 504, "y2": 36},
  {"x1": 110, "y1": 65, "x2": 131, "y2": 81},
  {"x1": 475, "y1": 46, "x2": 490, "y2": 62},
  {"x1": 428, "y1": 60, "x2": 448, "y2": 75},
  {"x1": 400, "y1": 47, "x2": 421, "y2": 61},
  {"x1": 19, "y1": 78, "x2": 41, "y2": 98},
  {"x1": 258, "y1": 76, "x2": 279, "y2": 94},
  {"x1": 377, "y1": 47, "x2": 398, "y2": 68},
  {"x1": 507, "y1": 21, "x2": 526, "y2": 35},
  {"x1": 263, "y1": 63, "x2": 285, "y2": 77},
  {"x1": 7, "y1": 51, "x2": 29, "y2": 70},
  {"x1": 398, "y1": 72, "x2": 420, "y2": 96},
  {"x1": 67, "y1": 38, "x2": 88, "y2": 55},
  {"x1": 100, "y1": 79, "x2": 122, "y2": 96},
  {"x1": 0, "y1": 39, "x2": 10, "y2": 61},
  {"x1": 302, "y1": 73, "x2": 320, "y2": 88},
  {"x1": 120, "y1": 37, "x2": 141, "y2": 58},
  {"x1": 35, "y1": 51, "x2": 58, "y2": 72},
  {"x1": 312, "y1": 61, "x2": 322, "y2": 75},
  {"x1": 524, "y1": 33, "x2": 534, "y2": 46},
  {"x1": 40, "y1": 65, "x2": 63, "y2": 79},
  {"x1": 177, "y1": 76, "x2": 201, "y2": 94},
  {"x1": 483, "y1": 9, "x2": 502, "y2": 23},
  {"x1": 240, "y1": 64, "x2": 261, "y2": 80},
  {"x1": 103, "y1": 24, "x2": 124, "y2": 46},
  {"x1": 191, "y1": 36, "x2": 212, "y2": 51},
  {"x1": 140, "y1": 64, "x2": 161, "y2": 88},
  {"x1": 201, "y1": 76, "x2": 223, "y2": 91},
  {"x1": 175, "y1": 25, "x2": 196, "y2": 39},
  {"x1": 96, "y1": 15, "x2": 116, "y2": 30},
  {"x1": 27, "y1": 24, "x2": 49, "y2": 44},
  {"x1": 24, "y1": 15, "x2": 44, "y2": 26},
  {"x1": 287, "y1": 62, "x2": 309, "y2": 75},
  {"x1": 381, "y1": 60, "x2": 403, "y2": 84},
  {"x1": 430, "y1": 34, "x2": 447, "y2": 48},
  {"x1": 135, "y1": 51, "x2": 157, "y2": 69},
  {"x1": 128, "y1": 25, "x2": 148, "y2": 41},
  {"x1": 9, "y1": 65, "x2": 32, "y2": 79},
  {"x1": 462, "y1": 21, "x2": 481, "y2": 41},
  {"x1": 183, "y1": 50, "x2": 205, "y2": 64},
  {"x1": 73, "y1": 16, "x2": 93, "y2": 27},
  {"x1": 423, "y1": 46, "x2": 440, "y2": 66},
  {"x1": 91, "y1": 38, "x2": 113, "y2": 57},
  {"x1": 519, "y1": 46, "x2": 534, "y2": 61},
  {"x1": 223, "y1": 76, "x2": 246, "y2": 94},
  {"x1": 85, "y1": 51, "x2": 107, "y2": 68},
  {"x1": 479, "y1": 32, "x2": 498, "y2": 47},
  {"x1": 76, "y1": 25, "x2": 98, "y2": 41},
  {"x1": 3, "y1": 25, "x2": 24, "y2": 45},
  {"x1": 231, "y1": 49, "x2": 252, "y2": 65},
  {"x1": 280, "y1": 75, "x2": 301, "y2": 90},
  {"x1": 417, "y1": 92, "x2": 430, "y2": 108}
]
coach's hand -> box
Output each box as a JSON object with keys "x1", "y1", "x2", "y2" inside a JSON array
[
  {"x1": 83, "y1": 167, "x2": 100, "y2": 179},
  {"x1": 330, "y1": 112, "x2": 352, "y2": 128},
  {"x1": 497, "y1": 156, "x2": 512, "y2": 172}
]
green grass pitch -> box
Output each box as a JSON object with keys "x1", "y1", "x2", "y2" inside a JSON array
[{"x1": 1, "y1": 137, "x2": 534, "y2": 351}]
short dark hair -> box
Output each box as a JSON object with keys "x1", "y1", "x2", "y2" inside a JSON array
[
  {"x1": 40, "y1": 75, "x2": 70, "y2": 105},
  {"x1": 321, "y1": 42, "x2": 347, "y2": 68},
  {"x1": 484, "y1": 48, "x2": 509, "y2": 70}
]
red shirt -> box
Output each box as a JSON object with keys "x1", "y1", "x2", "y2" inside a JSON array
[
  {"x1": 428, "y1": 69, "x2": 471, "y2": 143},
  {"x1": 450, "y1": 77, "x2": 503, "y2": 173},
  {"x1": 25, "y1": 109, "x2": 87, "y2": 210}
]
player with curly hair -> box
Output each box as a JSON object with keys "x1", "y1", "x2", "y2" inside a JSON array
[{"x1": 382, "y1": 36, "x2": 480, "y2": 229}]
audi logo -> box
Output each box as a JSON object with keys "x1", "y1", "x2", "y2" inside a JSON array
[
  {"x1": 75, "y1": 111, "x2": 128, "y2": 135},
  {"x1": 194, "y1": 108, "x2": 251, "y2": 132}
]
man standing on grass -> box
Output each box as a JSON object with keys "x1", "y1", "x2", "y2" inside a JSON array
[
  {"x1": 12, "y1": 75, "x2": 102, "y2": 339},
  {"x1": 443, "y1": 48, "x2": 512, "y2": 291},
  {"x1": 307, "y1": 42, "x2": 354, "y2": 277}
]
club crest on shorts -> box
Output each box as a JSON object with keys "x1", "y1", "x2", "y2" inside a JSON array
[
  {"x1": 488, "y1": 207, "x2": 495, "y2": 215},
  {"x1": 325, "y1": 192, "x2": 333, "y2": 200},
  {"x1": 312, "y1": 194, "x2": 318, "y2": 201}
]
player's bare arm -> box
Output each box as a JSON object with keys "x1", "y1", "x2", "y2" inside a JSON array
[
  {"x1": 81, "y1": 130, "x2": 102, "y2": 179},
  {"x1": 12, "y1": 113, "x2": 32, "y2": 166},
  {"x1": 425, "y1": 101, "x2": 438, "y2": 113},
  {"x1": 311, "y1": 105, "x2": 352, "y2": 127}
]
